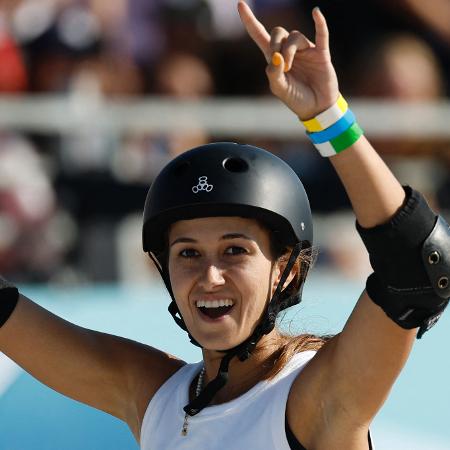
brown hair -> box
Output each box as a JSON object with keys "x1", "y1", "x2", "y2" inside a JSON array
[
  {"x1": 263, "y1": 234, "x2": 330, "y2": 380},
  {"x1": 265, "y1": 333, "x2": 330, "y2": 380}
]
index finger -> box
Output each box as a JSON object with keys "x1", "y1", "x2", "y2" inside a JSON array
[{"x1": 237, "y1": 1, "x2": 271, "y2": 61}]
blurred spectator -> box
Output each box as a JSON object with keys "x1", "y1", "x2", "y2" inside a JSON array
[
  {"x1": 0, "y1": 17, "x2": 27, "y2": 92},
  {"x1": 13, "y1": 1, "x2": 102, "y2": 92},
  {"x1": 161, "y1": 0, "x2": 211, "y2": 54},
  {"x1": 351, "y1": 33, "x2": 445, "y2": 100},
  {"x1": 383, "y1": 0, "x2": 450, "y2": 46},
  {"x1": 126, "y1": 0, "x2": 167, "y2": 69},
  {"x1": 0, "y1": 133, "x2": 76, "y2": 281},
  {"x1": 351, "y1": 32, "x2": 448, "y2": 209},
  {"x1": 154, "y1": 52, "x2": 213, "y2": 98}
]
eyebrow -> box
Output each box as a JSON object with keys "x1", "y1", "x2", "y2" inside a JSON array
[{"x1": 170, "y1": 233, "x2": 254, "y2": 247}]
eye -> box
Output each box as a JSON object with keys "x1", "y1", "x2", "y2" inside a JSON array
[
  {"x1": 179, "y1": 248, "x2": 199, "y2": 258},
  {"x1": 224, "y1": 246, "x2": 248, "y2": 255}
]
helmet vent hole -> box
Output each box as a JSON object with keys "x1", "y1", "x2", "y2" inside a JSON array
[
  {"x1": 223, "y1": 157, "x2": 249, "y2": 173},
  {"x1": 174, "y1": 161, "x2": 191, "y2": 176}
]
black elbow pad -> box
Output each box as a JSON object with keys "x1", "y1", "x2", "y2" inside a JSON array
[
  {"x1": 0, "y1": 277, "x2": 19, "y2": 328},
  {"x1": 357, "y1": 186, "x2": 450, "y2": 338}
]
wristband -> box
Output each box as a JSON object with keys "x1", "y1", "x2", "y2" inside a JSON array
[
  {"x1": 0, "y1": 277, "x2": 19, "y2": 328},
  {"x1": 307, "y1": 109, "x2": 356, "y2": 144},
  {"x1": 313, "y1": 122, "x2": 364, "y2": 157},
  {"x1": 301, "y1": 94, "x2": 348, "y2": 132}
]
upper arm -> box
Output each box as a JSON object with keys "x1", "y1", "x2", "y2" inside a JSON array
[
  {"x1": 0, "y1": 294, "x2": 184, "y2": 430},
  {"x1": 327, "y1": 291, "x2": 416, "y2": 420},
  {"x1": 287, "y1": 291, "x2": 416, "y2": 447}
]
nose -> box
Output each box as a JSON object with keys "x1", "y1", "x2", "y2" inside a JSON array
[{"x1": 198, "y1": 263, "x2": 226, "y2": 290}]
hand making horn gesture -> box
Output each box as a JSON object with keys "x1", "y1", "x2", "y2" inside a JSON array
[{"x1": 238, "y1": 1, "x2": 339, "y2": 121}]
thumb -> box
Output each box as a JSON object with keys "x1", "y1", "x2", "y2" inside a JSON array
[{"x1": 266, "y1": 52, "x2": 287, "y2": 95}]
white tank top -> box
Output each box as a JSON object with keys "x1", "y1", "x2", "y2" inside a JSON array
[{"x1": 140, "y1": 350, "x2": 316, "y2": 450}]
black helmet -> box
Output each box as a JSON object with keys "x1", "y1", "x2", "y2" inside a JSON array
[
  {"x1": 142, "y1": 142, "x2": 313, "y2": 416},
  {"x1": 143, "y1": 142, "x2": 312, "y2": 255}
]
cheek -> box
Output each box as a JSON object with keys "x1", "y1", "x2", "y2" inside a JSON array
[
  {"x1": 237, "y1": 261, "x2": 274, "y2": 306},
  {"x1": 167, "y1": 259, "x2": 192, "y2": 304},
  {"x1": 169, "y1": 266, "x2": 191, "y2": 296}
]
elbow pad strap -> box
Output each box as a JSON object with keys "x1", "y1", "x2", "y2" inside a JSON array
[
  {"x1": 422, "y1": 216, "x2": 450, "y2": 299},
  {"x1": 0, "y1": 277, "x2": 19, "y2": 328},
  {"x1": 357, "y1": 187, "x2": 450, "y2": 338},
  {"x1": 366, "y1": 273, "x2": 448, "y2": 338}
]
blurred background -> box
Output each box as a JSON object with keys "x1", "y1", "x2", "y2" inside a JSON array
[{"x1": 0, "y1": 0, "x2": 449, "y2": 449}]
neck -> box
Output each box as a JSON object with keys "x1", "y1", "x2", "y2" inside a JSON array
[{"x1": 200, "y1": 330, "x2": 283, "y2": 404}]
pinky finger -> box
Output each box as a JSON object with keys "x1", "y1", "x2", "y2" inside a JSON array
[{"x1": 312, "y1": 7, "x2": 329, "y2": 51}]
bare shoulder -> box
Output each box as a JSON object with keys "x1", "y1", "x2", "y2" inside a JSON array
[
  {"x1": 286, "y1": 341, "x2": 331, "y2": 436},
  {"x1": 286, "y1": 338, "x2": 355, "y2": 448},
  {"x1": 286, "y1": 336, "x2": 375, "y2": 449}
]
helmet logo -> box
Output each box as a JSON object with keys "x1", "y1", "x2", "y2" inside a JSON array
[{"x1": 192, "y1": 176, "x2": 213, "y2": 193}]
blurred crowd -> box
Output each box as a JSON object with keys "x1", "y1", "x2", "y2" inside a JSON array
[{"x1": 0, "y1": 0, "x2": 449, "y2": 284}]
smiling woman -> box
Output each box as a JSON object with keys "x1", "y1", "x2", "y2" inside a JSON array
[{"x1": 0, "y1": 2, "x2": 449, "y2": 450}]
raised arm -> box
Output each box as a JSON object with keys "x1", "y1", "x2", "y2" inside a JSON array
[
  {"x1": 238, "y1": 1, "x2": 449, "y2": 447},
  {"x1": 0, "y1": 289, "x2": 183, "y2": 440},
  {"x1": 237, "y1": 2, "x2": 405, "y2": 220}
]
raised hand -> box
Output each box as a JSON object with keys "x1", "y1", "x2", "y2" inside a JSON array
[{"x1": 237, "y1": 1, "x2": 339, "y2": 120}]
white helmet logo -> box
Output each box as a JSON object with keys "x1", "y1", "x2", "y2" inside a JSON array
[{"x1": 192, "y1": 176, "x2": 213, "y2": 193}]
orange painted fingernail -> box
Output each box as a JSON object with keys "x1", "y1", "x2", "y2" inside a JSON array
[
  {"x1": 272, "y1": 52, "x2": 282, "y2": 66},
  {"x1": 284, "y1": 64, "x2": 290, "y2": 73}
]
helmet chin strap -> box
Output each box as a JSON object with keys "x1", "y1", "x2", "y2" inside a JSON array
[
  {"x1": 150, "y1": 243, "x2": 306, "y2": 415},
  {"x1": 148, "y1": 252, "x2": 202, "y2": 347}
]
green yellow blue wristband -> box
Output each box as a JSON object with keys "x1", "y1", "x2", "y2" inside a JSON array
[
  {"x1": 313, "y1": 122, "x2": 364, "y2": 157},
  {"x1": 301, "y1": 95, "x2": 364, "y2": 157}
]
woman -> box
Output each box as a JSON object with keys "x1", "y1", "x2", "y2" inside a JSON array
[{"x1": 0, "y1": 2, "x2": 448, "y2": 449}]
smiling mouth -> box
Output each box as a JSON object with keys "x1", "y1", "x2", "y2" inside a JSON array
[{"x1": 195, "y1": 299, "x2": 235, "y2": 319}]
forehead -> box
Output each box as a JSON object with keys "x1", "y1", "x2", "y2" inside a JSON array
[{"x1": 169, "y1": 216, "x2": 267, "y2": 240}]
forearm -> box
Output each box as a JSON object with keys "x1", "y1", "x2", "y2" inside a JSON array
[
  {"x1": 328, "y1": 135, "x2": 406, "y2": 228},
  {"x1": 331, "y1": 292, "x2": 416, "y2": 421},
  {"x1": 0, "y1": 294, "x2": 128, "y2": 418}
]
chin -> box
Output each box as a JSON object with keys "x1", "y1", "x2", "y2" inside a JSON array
[{"x1": 194, "y1": 331, "x2": 242, "y2": 352}]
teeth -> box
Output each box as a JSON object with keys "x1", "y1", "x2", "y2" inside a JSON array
[{"x1": 196, "y1": 299, "x2": 234, "y2": 308}]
